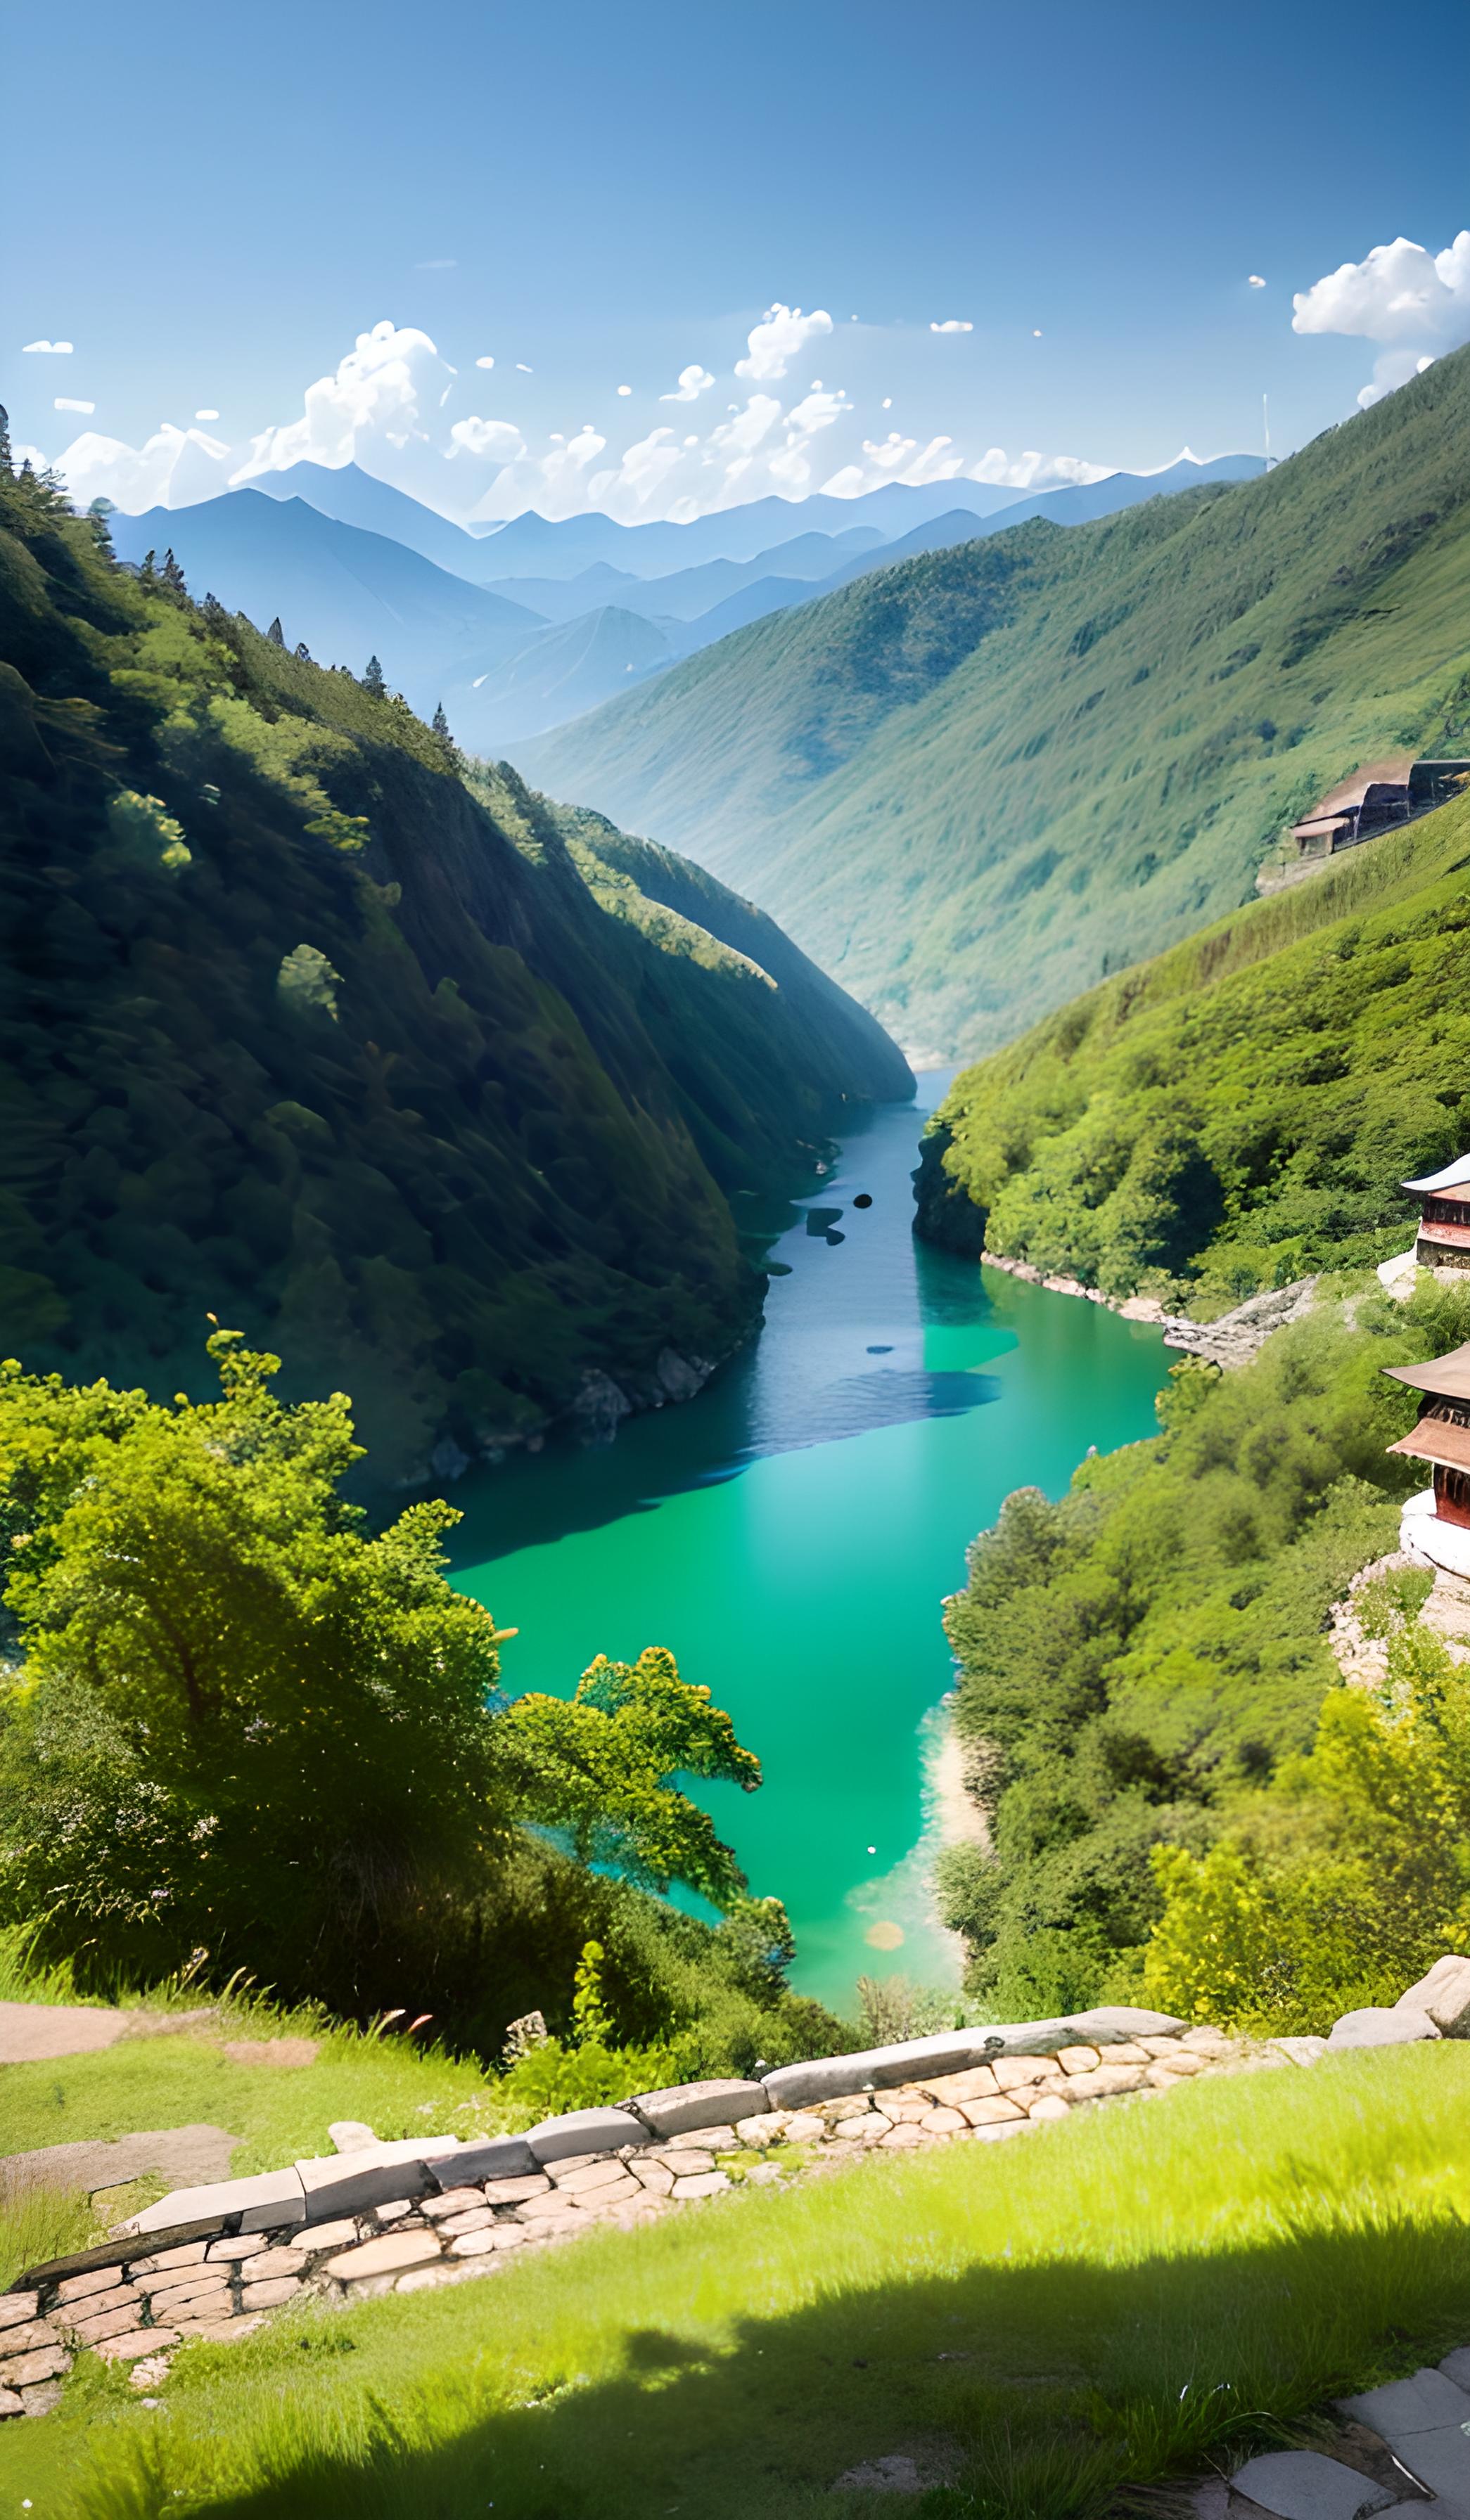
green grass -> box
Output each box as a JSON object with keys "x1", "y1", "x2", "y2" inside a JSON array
[
  {"x1": 13, "y1": 2050, "x2": 1470, "y2": 2519},
  {"x1": 521, "y1": 343, "x2": 1470, "y2": 1060},
  {"x1": 0, "y1": 2000, "x2": 508, "y2": 2185}
]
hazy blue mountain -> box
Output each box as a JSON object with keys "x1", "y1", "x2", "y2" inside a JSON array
[
  {"x1": 245, "y1": 461, "x2": 494, "y2": 578},
  {"x1": 109, "y1": 494, "x2": 542, "y2": 707},
  {"x1": 440, "y1": 605, "x2": 677, "y2": 747},
  {"x1": 466, "y1": 480, "x2": 1023, "y2": 579}
]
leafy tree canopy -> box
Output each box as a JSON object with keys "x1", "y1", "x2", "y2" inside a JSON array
[{"x1": 0, "y1": 1337, "x2": 767, "y2": 2019}]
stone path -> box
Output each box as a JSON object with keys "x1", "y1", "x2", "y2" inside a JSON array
[
  {"x1": 1221, "y1": 2354, "x2": 1470, "y2": 2516},
  {"x1": 0, "y1": 2126, "x2": 240, "y2": 2203},
  {"x1": 0, "y1": 2002, "x2": 134, "y2": 2064},
  {"x1": 0, "y1": 2000, "x2": 222, "y2": 2065}
]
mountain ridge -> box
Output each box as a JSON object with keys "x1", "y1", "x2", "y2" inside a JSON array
[
  {"x1": 518, "y1": 353, "x2": 1470, "y2": 1059},
  {"x1": 0, "y1": 464, "x2": 909, "y2": 1486}
]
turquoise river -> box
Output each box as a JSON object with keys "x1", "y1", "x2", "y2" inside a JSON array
[{"x1": 449, "y1": 1077, "x2": 1169, "y2": 2012}]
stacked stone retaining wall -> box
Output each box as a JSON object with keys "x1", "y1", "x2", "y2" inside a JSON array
[{"x1": 2, "y1": 2005, "x2": 1269, "y2": 2416}]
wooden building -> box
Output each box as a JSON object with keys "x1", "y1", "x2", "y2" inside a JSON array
[
  {"x1": 1403, "y1": 1152, "x2": 1470, "y2": 1270},
  {"x1": 1384, "y1": 1342, "x2": 1470, "y2": 1531},
  {"x1": 1286, "y1": 758, "x2": 1470, "y2": 868}
]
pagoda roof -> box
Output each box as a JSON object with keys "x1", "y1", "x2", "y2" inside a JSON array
[
  {"x1": 1403, "y1": 1151, "x2": 1470, "y2": 1195},
  {"x1": 1388, "y1": 1415, "x2": 1470, "y2": 1473},
  {"x1": 1383, "y1": 1342, "x2": 1470, "y2": 1401}
]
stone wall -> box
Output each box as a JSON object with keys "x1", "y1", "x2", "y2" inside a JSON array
[
  {"x1": 8, "y1": 1978, "x2": 1465, "y2": 2422},
  {"x1": 0, "y1": 2005, "x2": 1238, "y2": 2418}
]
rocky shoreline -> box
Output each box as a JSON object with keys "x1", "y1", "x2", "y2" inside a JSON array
[{"x1": 978, "y1": 1250, "x2": 1324, "y2": 1368}]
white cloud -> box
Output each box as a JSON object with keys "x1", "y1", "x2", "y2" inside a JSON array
[
  {"x1": 1248, "y1": 275, "x2": 1266, "y2": 288},
  {"x1": 1293, "y1": 230, "x2": 1470, "y2": 406},
  {"x1": 446, "y1": 416, "x2": 526, "y2": 462},
  {"x1": 195, "y1": 407, "x2": 219, "y2": 420},
  {"x1": 53, "y1": 423, "x2": 232, "y2": 512},
  {"x1": 23, "y1": 338, "x2": 72, "y2": 354},
  {"x1": 929, "y1": 319, "x2": 973, "y2": 334},
  {"x1": 735, "y1": 302, "x2": 833, "y2": 382},
  {"x1": 969, "y1": 446, "x2": 1111, "y2": 489},
  {"x1": 42, "y1": 297, "x2": 1123, "y2": 531},
  {"x1": 660, "y1": 363, "x2": 715, "y2": 403},
  {"x1": 516, "y1": 362, "x2": 532, "y2": 373},
  {"x1": 232, "y1": 319, "x2": 453, "y2": 480},
  {"x1": 54, "y1": 397, "x2": 95, "y2": 415}
]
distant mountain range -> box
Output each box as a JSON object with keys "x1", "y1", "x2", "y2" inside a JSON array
[
  {"x1": 518, "y1": 352, "x2": 1470, "y2": 1060},
  {"x1": 109, "y1": 493, "x2": 539, "y2": 692},
  {"x1": 110, "y1": 454, "x2": 1267, "y2": 750}
]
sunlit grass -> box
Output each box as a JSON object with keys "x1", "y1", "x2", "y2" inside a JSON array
[{"x1": 11, "y1": 2048, "x2": 1469, "y2": 2520}]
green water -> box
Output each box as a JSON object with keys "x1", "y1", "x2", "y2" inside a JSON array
[{"x1": 450, "y1": 1080, "x2": 1168, "y2": 2011}]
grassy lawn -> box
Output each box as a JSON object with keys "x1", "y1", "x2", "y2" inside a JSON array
[
  {"x1": 0, "y1": 2018, "x2": 505, "y2": 2192},
  {"x1": 10, "y1": 2048, "x2": 1470, "y2": 2520}
]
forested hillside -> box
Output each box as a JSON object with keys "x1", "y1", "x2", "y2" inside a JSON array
[
  {"x1": 938, "y1": 1277, "x2": 1470, "y2": 2029},
  {"x1": 0, "y1": 463, "x2": 908, "y2": 1484},
  {"x1": 914, "y1": 789, "x2": 1470, "y2": 1310},
  {"x1": 523, "y1": 347, "x2": 1470, "y2": 1058}
]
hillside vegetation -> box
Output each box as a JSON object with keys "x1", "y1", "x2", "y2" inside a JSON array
[
  {"x1": 935, "y1": 1277, "x2": 1470, "y2": 2026},
  {"x1": 915, "y1": 786, "x2": 1470, "y2": 1307},
  {"x1": 522, "y1": 347, "x2": 1470, "y2": 1058},
  {"x1": 11, "y1": 2051, "x2": 1470, "y2": 2520},
  {"x1": 0, "y1": 463, "x2": 907, "y2": 1484}
]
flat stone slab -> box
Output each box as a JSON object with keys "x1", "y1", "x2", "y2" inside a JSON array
[
  {"x1": 1385, "y1": 2426, "x2": 1470, "y2": 2517},
  {"x1": 1397, "y1": 1953, "x2": 1470, "y2": 2036},
  {"x1": 0, "y1": 2126, "x2": 238, "y2": 2200},
  {"x1": 1327, "y1": 2007, "x2": 1440, "y2": 2050},
  {"x1": 0, "y1": 2002, "x2": 133, "y2": 2064},
  {"x1": 1229, "y1": 2450, "x2": 1395, "y2": 2520},
  {"x1": 1340, "y1": 2365, "x2": 1470, "y2": 2436}
]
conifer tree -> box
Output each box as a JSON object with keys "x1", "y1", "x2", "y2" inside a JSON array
[
  {"x1": 0, "y1": 405, "x2": 11, "y2": 475},
  {"x1": 161, "y1": 548, "x2": 187, "y2": 595},
  {"x1": 432, "y1": 700, "x2": 452, "y2": 741},
  {"x1": 295, "y1": 641, "x2": 312, "y2": 662},
  {"x1": 139, "y1": 548, "x2": 158, "y2": 584},
  {"x1": 87, "y1": 496, "x2": 115, "y2": 553},
  {"x1": 267, "y1": 616, "x2": 285, "y2": 647},
  {"x1": 363, "y1": 653, "x2": 386, "y2": 696}
]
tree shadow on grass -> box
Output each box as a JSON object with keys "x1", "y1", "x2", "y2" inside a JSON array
[{"x1": 85, "y1": 2211, "x2": 1470, "y2": 2520}]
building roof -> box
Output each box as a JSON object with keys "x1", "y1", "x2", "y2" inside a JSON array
[
  {"x1": 1383, "y1": 1342, "x2": 1470, "y2": 1402},
  {"x1": 1386, "y1": 1415, "x2": 1470, "y2": 1474},
  {"x1": 1403, "y1": 1152, "x2": 1470, "y2": 1195}
]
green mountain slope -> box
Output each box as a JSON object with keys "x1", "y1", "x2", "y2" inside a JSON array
[
  {"x1": 914, "y1": 789, "x2": 1470, "y2": 1309},
  {"x1": 0, "y1": 466, "x2": 908, "y2": 1482},
  {"x1": 520, "y1": 349, "x2": 1470, "y2": 1058}
]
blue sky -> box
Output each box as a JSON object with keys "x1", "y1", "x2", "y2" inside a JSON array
[{"x1": 7, "y1": 0, "x2": 1469, "y2": 520}]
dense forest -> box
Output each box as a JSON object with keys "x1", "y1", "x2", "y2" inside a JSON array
[
  {"x1": 914, "y1": 786, "x2": 1470, "y2": 1309},
  {"x1": 937, "y1": 1275, "x2": 1470, "y2": 2031},
  {"x1": 0, "y1": 458, "x2": 908, "y2": 1486},
  {"x1": 524, "y1": 344, "x2": 1470, "y2": 1058}
]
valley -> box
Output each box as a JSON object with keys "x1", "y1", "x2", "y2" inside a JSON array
[{"x1": 523, "y1": 348, "x2": 1470, "y2": 1060}]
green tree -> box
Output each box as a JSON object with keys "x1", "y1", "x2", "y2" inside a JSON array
[
  {"x1": 1142, "y1": 1611, "x2": 1470, "y2": 2031},
  {"x1": 432, "y1": 700, "x2": 452, "y2": 743},
  {"x1": 267, "y1": 615, "x2": 285, "y2": 646},
  {"x1": 500, "y1": 1645, "x2": 761, "y2": 1907},
  {"x1": 0, "y1": 1332, "x2": 513, "y2": 1986},
  {"x1": 0, "y1": 1339, "x2": 782, "y2": 2047},
  {"x1": 363, "y1": 653, "x2": 386, "y2": 696},
  {"x1": 160, "y1": 548, "x2": 188, "y2": 596},
  {"x1": 0, "y1": 405, "x2": 11, "y2": 474}
]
